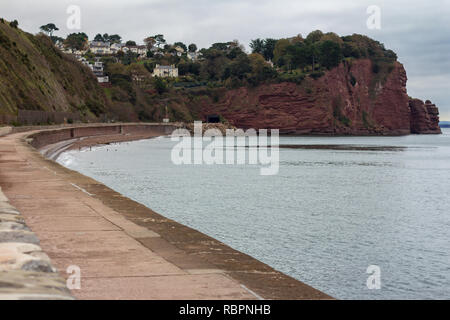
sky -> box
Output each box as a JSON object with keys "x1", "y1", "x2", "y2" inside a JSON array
[{"x1": 1, "y1": 0, "x2": 450, "y2": 120}]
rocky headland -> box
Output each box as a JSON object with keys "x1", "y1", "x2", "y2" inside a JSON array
[{"x1": 193, "y1": 60, "x2": 441, "y2": 135}]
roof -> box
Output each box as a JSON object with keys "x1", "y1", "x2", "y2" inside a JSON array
[
  {"x1": 155, "y1": 65, "x2": 176, "y2": 70},
  {"x1": 90, "y1": 41, "x2": 110, "y2": 48}
]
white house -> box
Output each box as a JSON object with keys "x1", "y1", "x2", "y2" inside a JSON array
[
  {"x1": 187, "y1": 51, "x2": 202, "y2": 61},
  {"x1": 92, "y1": 61, "x2": 104, "y2": 77},
  {"x1": 110, "y1": 42, "x2": 125, "y2": 54},
  {"x1": 174, "y1": 46, "x2": 185, "y2": 57},
  {"x1": 153, "y1": 64, "x2": 178, "y2": 78},
  {"x1": 97, "y1": 76, "x2": 109, "y2": 83},
  {"x1": 89, "y1": 41, "x2": 111, "y2": 55},
  {"x1": 137, "y1": 45, "x2": 148, "y2": 57},
  {"x1": 124, "y1": 45, "x2": 147, "y2": 58}
]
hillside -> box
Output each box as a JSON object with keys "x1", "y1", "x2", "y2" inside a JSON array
[
  {"x1": 0, "y1": 19, "x2": 107, "y2": 124},
  {"x1": 0, "y1": 21, "x2": 441, "y2": 134}
]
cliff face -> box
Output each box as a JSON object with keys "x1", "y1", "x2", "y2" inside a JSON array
[
  {"x1": 195, "y1": 59, "x2": 440, "y2": 135},
  {"x1": 409, "y1": 99, "x2": 442, "y2": 134}
]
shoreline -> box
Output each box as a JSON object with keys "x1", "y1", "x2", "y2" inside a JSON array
[{"x1": 0, "y1": 123, "x2": 331, "y2": 300}]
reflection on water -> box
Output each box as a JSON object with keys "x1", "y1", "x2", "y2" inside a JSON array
[
  {"x1": 280, "y1": 144, "x2": 409, "y2": 151},
  {"x1": 281, "y1": 160, "x2": 398, "y2": 168},
  {"x1": 57, "y1": 129, "x2": 450, "y2": 300}
]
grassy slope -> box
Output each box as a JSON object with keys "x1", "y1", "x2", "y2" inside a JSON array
[{"x1": 0, "y1": 20, "x2": 107, "y2": 120}]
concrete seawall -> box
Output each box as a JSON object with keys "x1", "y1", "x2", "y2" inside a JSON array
[{"x1": 0, "y1": 123, "x2": 331, "y2": 300}]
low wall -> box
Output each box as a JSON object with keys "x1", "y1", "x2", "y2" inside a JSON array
[
  {"x1": 0, "y1": 187, "x2": 73, "y2": 300},
  {"x1": 28, "y1": 124, "x2": 178, "y2": 150},
  {"x1": 0, "y1": 127, "x2": 12, "y2": 137}
]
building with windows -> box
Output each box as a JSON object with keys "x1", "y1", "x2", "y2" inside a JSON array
[
  {"x1": 89, "y1": 41, "x2": 111, "y2": 55},
  {"x1": 152, "y1": 64, "x2": 178, "y2": 78}
]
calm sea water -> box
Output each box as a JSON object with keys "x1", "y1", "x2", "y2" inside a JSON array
[{"x1": 57, "y1": 129, "x2": 450, "y2": 299}]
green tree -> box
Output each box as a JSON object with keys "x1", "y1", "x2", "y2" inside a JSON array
[
  {"x1": 305, "y1": 30, "x2": 324, "y2": 44},
  {"x1": 65, "y1": 32, "x2": 88, "y2": 50},
  {"x1": 286, "y1": 44, "x2": 309, "y2": 71},
  {"x1": 211, "y1": 42, "x2": 230, "y2": 51},
  {"x1": 121, "y1": 51, "x2": 139, "y2": 65},
  {"x1": 94, "y1": 33, "x2": 104, "y2": 42},
  {"x1": 50, "y1": 36, "x2": 64, "y2": 44},
  {"x1": 226, "y1": 54, "x2": 251, "y2": 79},
  {"x1": 342, "y1": 42, "x2": 361, "y2": 58},
  {"x1": 178, "y1": 61, "x2": 189, "y2": 75},
  {"x1": 248, "y1": 53, "x2": 275, "y2": 82},
  {"x1": 153, "y1": 77, "x2": 167, "y2": 94},
  {"x1": 40, "y1": 23, "x2": 59, "y2": 36},
  {"x1": 226, "y1": 46, "x2": 245, "y2": 60},
  {"x1": 321, "y1": 32, "x2": 342, "y2": 45},
  {"x1": 201, "y1": 49, "x2": 229, "y2": 80},
  {"x1": 105, "y1": 62, "x2": 127, "y2": 76},
  {"x1": 273, "y1": 39, "x2": 290, "y2": 67},
  {"x1": 250, "y1": 38, "x2": 264, "y2": 54},
  {"x1": 262, "y1": 38, "x2": 277, "y2": 61},
  {"x1": 108, "y1": 34, "x2": 121, "y2": 44},
  {"x1": 10, "y1": 20, "x2": 19, "y2": 28},
  {"x1": 188, "y1": 43, "x2": 197, "y2": 52},
  {"x1": 319, "y1": 40, "x2": 342, "y2": 69},
  {"x1": 307, "y1": 42, "x2": 321, "y2": 71},
  {"x1": 125, "y1": 40, "x2": 137, "y2": 46}
]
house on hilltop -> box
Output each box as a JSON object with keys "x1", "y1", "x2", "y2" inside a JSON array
[
  {"x1": 89, "y1": 41, "x2": 111, "y2": 55},
  {"x1": 110, "y1": 42, "x2": 125, "y2": 54},
  {"x1": 123, "y1": 45, "x2": 147, "y2": 58},
  {"x1": 187, "y1": 51, "x2": 202, "y2": 61}
]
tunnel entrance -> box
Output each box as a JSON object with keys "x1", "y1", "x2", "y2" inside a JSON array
[{"x1": 206, "y1": 114, "x2": 221, "y2": 123}]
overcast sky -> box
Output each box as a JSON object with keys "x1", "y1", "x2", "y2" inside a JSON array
[{"x1": 2, "y1": 0, "x2": 449, "y2": 120}]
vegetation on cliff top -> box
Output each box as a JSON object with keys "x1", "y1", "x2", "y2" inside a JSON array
[{"x1": 97, "y1": 29, "x2": 398, "y2": 122}]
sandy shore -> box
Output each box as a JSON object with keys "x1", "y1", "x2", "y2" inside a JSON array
[{"x1": 0, "y1": 124, "x2": 331, "y2": 300}]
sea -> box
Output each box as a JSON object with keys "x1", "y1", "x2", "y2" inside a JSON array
[{"x1": 57, "y1": 128, "x2": 450, "y2": 299}]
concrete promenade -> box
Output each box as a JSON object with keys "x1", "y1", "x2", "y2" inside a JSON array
[{"x1": 0, "y1": 125, "x2": 331, "y2": 300}]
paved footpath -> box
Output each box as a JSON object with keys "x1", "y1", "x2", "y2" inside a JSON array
[
  {"x1": 0, "y1": 129, "x2": 331, "y2": 300},
  {"x1": 0, "y1": 132, "x2": 256, "y2": 299}
]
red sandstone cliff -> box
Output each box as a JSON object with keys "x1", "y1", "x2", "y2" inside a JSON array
[
  {"x1": 409, "y1": 99, "x2": 442, "y2": 134},
  {"x1": 195, "y1": 59, "x2": 441, "y2": 135}
]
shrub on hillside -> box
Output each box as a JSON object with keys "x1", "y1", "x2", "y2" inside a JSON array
[{"x1": 10, "y1": 20, "x2": 18, "y2": 28}]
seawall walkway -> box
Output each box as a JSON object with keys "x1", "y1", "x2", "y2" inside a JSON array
[{"x1": 0, "y1": 125, "x2": 331, "y2": 300}]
